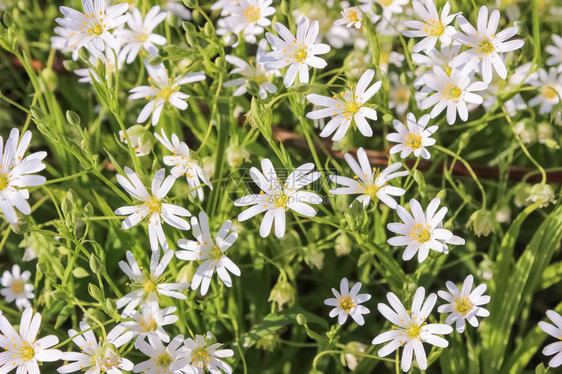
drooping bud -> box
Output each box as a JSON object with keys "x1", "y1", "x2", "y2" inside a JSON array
[
  {"x1": 268, "y1": 280, "x2": 295, "y2": 310},
  {"x1": 527, "y1": 183, "x2": 557, "y2": 207},
  {"x1": 466, "y1": 209, "x2": 495, "y2": 237}
]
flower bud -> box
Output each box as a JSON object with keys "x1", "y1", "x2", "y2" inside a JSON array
[
  {"x1": 467, "y1": 209, "x2": 495, "y2": 237},
  {"x1": 513, "y1": 183, "x2": 531, "y2": 207},
  {"x1": 226, "y1": 143, "x2": 250, "y2": 168},
  {"x1": 527, "y1": 183, "x2": 557, "y2": 207},
  {"x1": 345, "y1": 200, "x2": 367, "y2": 232},
  {"x1": 256, "y1": 333, "x2": 280, "y2": 352},
  {"x1": 538, "y1": 122, "x2": 553, "y2": 144},
  {"x1": 246, "y1": 80, "x2": 261, "y2": 97},
  {"x1": 340, "y1": 341, "x2": 367, "y2": 371},
  {"x1": 221, "y1": 32, "x2": 237, "y2": 46},
  {"x1": 119, "y1": 125, "x2": 152, "y2": 157},
  {"x1": 514, "y1": 120, "x2": 536, "y2": 144},
  {"x1": 335, "y1": 233, "x2": 352, "y2": 256},
  {"x1": 495, "y1": 204, "x2": 511, "y2": 224},
  {"x1": 268, "y1": 280, "x2": 295, "y2": 310}
]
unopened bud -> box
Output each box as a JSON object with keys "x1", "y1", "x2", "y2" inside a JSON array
[
  {"x1": 467, "y1": 209, "x2": 495, "y2": 237},
  {"x1": 527, "y1": 183, "x2": 557, "y2": 207}
]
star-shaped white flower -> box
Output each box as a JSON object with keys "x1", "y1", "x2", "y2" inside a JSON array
[
  {"x1": 234, "y1": 159, "x2": 321, "y2": 238},
  {"x1": 451, "y1": 5, "x2": 524, "y2": 83},
  {"x1": 261, "y1": 17, "x2": 331, "y2": 87},
  {"x1": 528, "y1": 68, "x2": 562, "y2": 114},
  {"x1": 539, "y1": 310, "x2": 562, "y2": 368},
  {"x1": 437, "y1": 275, "x2": 490, "y2": 333},
  {"x1": 372, "y1": 287, "x2": 453, "y2": 372},
  {"x1": 420, "y1": 66, "x2": 487, "y2": 125},
  {"x1": 129, "y1": 60, "x2": 205, "y2": 126},
  {"x1": 154, "y1": 130, "x2": 213, "y2": 202},
  {"x1": 115, "y1": 167, "x2": 191, "y2": 252},
  {"x1": 220, "y1": 0, "x2": 275, "y2": 44},
  {"x1": 0, "y1": 308, "x2": 62, "y2": 374},
  {"x1": 116, "y1": 5, "x2": 167, "y2": 64},
  {"x1": 224, "y1": 39, "x2": 278, "y2": 99},
  {"x1": 324, "y1": 278, "x2": 371, "y2": 326},
  {"x1": 306, "y1": 69, "x2": 382, "y2": 141},
  {"x1": 546, "y1": 34, "x2": 562, "y2": 69},
  {"x1": 0, "y1": 128, "x2": 47, "y2": 224},
  {"x1": 386, "y1": 113, "x2": 437, "y2": 159},
  {"x1": 329, "y1": 147, "x2": 408, "y2": 208},
  {"x1": 0, "y1": 264, "x2": 34, "y2": 310},
  {"x1": 402, "y1": 0, "x2": 458, "y2": 53},
  {"x1": 134, "y1": 334, "x2": 184, "y2": 374},
  {"x1": 119, "y1": 301, "x2": 178, "y2": 348},
  {"x1": 334, "y1": 7, "x2": 363, "y2": 29},
  {"x1": 57, "y1": 322, "x2": 134, "y2": 374},
  {"x1": 170, "y1": 332, "x2": 234, "y2": 374},
  {"x1": 55, "y1": 0, "x2": 129, "y2": 56},
  {"x1": 176, "y1": 211, "x2": 241, "y2": 296},
  {"x1": 116, "y1": 250, "x2": 188, "y2": 316},
  {"x1": 387, "y1": 198, "x2": 465, "y2": 262}
]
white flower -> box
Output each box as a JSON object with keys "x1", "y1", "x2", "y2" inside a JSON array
[
  {"x1": 134, "y1": 335, "x2": 184, "y2": 374},
  {"x1": 437, "y1": 275, "x2": 490, "y2": 333},
  {"x1": 211, "y1": 0, "x2": 238, "y2": 16},
  {"x1": 387, "y1": 198, "x2": 465, "y2": 262},
  {"x1": 412, "y1": 44, "x2": 460, "y2": 87},
  {"x1": 539, "y1": 310, "x2": 562, "y2": 368},
  {"x1": 51, "y1": 27, "x2": 79, "y2": 60},
  {"x1": 234, "y1": 159, "x2": 321, "y2": 238},
  {"x1": 0, "y1": 264, "x2": 34, "y2": 310},
  {"x1": 0, "y1": 128, "x2": 47, "y2": 224},
  {"x1": 154, "y1": 130, "x2": 212, "y2": 201},
  {"x1": 324, "y1": 278, "x2": 371, "y2": 326},
  {"x1": 176, "y1": 211, "x2": 241, "y2": 296},
  {"x1": 0, "y1": 308, "x2": 62, "y2": 373},
  {"x1": 120, "y1": 301, "x2": 178, "y2": 348},
  {"x1": 116, "y1": 6, "x2": 167, "y2": 64},
  {"x1": 224, "y1": 39, "x2": 277, "y2": 99},
  {"x1": 334, "y1": 7, "x2": 363, "y2": 29},
  {"x1": 528, "y1": 68, "x2": 562, "y2": 114},
  {"x1": 306, "y1": 69, "x2": 382, "y2": 141},
  {"x1": 119, "y1": 125, "x2": 151, "y2": 157},
  {"x1": 55, "y1": 0, "x2": 128, "y2": 55},
  {"x1": 57, "y1": 322, "x2": 134, "y2": 374},
  {"x1": 402, "y1": 0, "x2": 458, "y2": 53},
  {"x1": 451, "y1": 6, "x2": 524, "y2": 83},
  {"x1": 546, "y1": 34, "x2": 562, "y2": 69},
  {"x1": 170, "y1": 332, "x2": 234, "y2": 374},
  {"x1": 220, "y1": 0, "x2": 275, "y2": 44},
  {"x1": 360, "y1": 0, "x2": 408, "y2": 22},
  {"x1": 372, "y1": 287, "x2": 453, "y2": 372},
  {"x1": 387, "y1": 113, "x2": 437, "y2": 159},
  {"x1": 329, "y1": 147, "x2": 408, "y2": 209},
  {"x1": 115, "y1": 167, "x2": 190, "y2": 252},
  {"x1": 388, "y1": 72, "x2": 411, "y2": 115},
  {"x1": 261, "y1": 17, "x2": 331, "y2": 87},
  {"x1": 420, "y1": 66, "x2": 487, "y2": 125},
  {"x1": 74, "y1": 45, "x2": 124, "y2": 84},
  {"x1": 129, "y1": 61, "x2": 205, "y2": 126},
  {"x1": 116, "y1": 250, "x2": 188, "y2": 316}
]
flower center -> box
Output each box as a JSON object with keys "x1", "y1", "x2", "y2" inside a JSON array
[
  {"x1": 136, "y1": 33, "x2": 148, "y2": 43},
  {"x1": 143, "y1": 279, "x2": 158, "y2": 294},
  {"x1": 478, "y1": 38, "x2": 495, "y2": 55},
  {"x1": 364, "y1": 184, "x2": 380, "y2": 199},
  {"x1": 347, "y1": 9, "x2": 359, "y2": 22},
  {"x1": 159, "y1": 87, "x2": 176, "y2": 101},
  {"x1": 454, "y1": 296, "x2": 474, "y2": 316},
  {"x1": 405, "y1": 321, "x2": 422, "y2": 339},
  {"x1": 395, "y1": 88, "x2": 410, "y2": 103},
  {"x1": 444, "y1": 84, "x2": 461, "y2": 99},
  {"x1": 0, "y1": 174, "x2": 9, "y2": 190},
  {"x1": 18, "y1": 343, "x2": 35, "y2": 361},
  {"x1": 11, "y1": 280, "x2": 25, "y2": 294},
  {"x1": 140, "y1": 317, "x2": 157, "y2": 332},
  {"x1": 339, "y1": 296, "x2": 355, "y2": 312},
  {"x1": 157, "y1": 352, "x2": 172, "y2": 367},
  {"x1": 294, "y1": 47, "x2": 308, "y2": 62},
  {"x1": 147, "y1": 198, "x2": 162, "y2": 213},
  {"x1": 89, "y1": 22, "x2": 105, "y2": 36},
  {"x1": 406, "y1": 134, "x2": 423, "y2": 150},
  {"x1": 344, "y1": 101, "x2": 361, "y2": 115},
  {"x1": 191, "y1": 348, "x2": 210, "y2": 367},
  {"x1": 411, "y1": 224, "x2": 432, "y2": 243},
  {"x1": 244, "y1": 6, "x2": 261, "y2": 22},
  {"x1": 272, "y1": 192, "x2": 290, "y2": 208},
  {"x1": 210, "y1": 245, "x2": 222, "y2": 261},
  {"x1": 97, "y1": 344, "x2": 122, "y2": 370},
  {"x1": 427, "y1": 20, "x2": 444, "y2": 36},
  {"x1": 542, "y1": 86, "x2": 558, "y2": 100}
]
